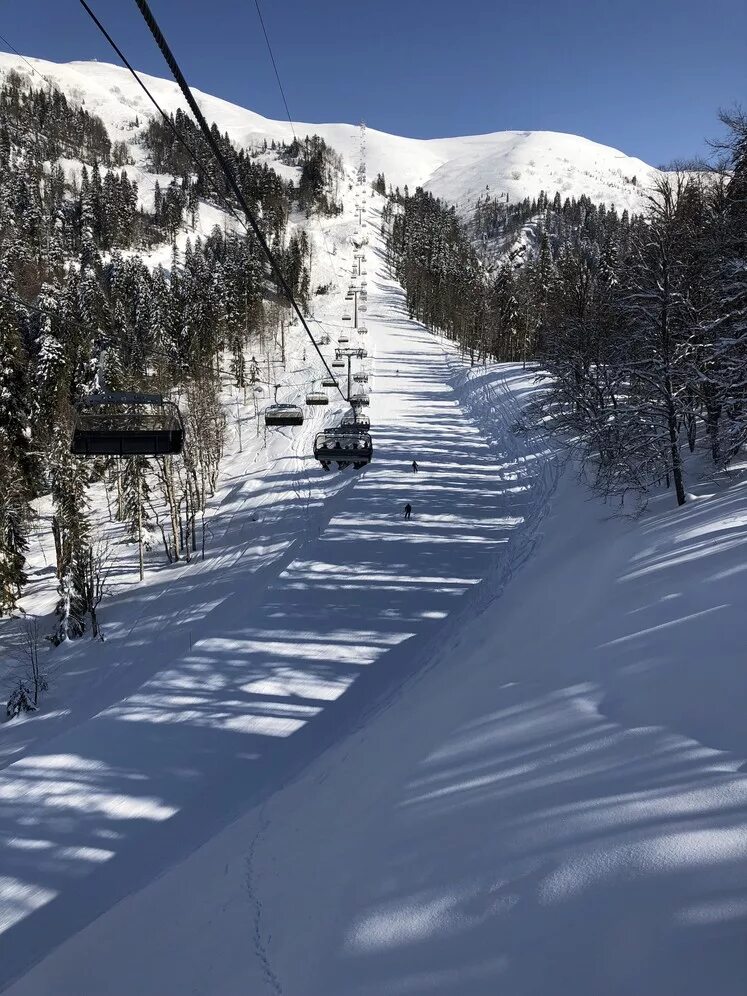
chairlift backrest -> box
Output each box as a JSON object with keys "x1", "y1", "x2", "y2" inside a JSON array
[{"x1": 265, "y1": 404, "x2": 304, "y2": 427}]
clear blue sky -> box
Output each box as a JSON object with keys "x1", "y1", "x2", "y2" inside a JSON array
[{"x1": 2, "y1": 0, "x2": 745, "y2": 165}]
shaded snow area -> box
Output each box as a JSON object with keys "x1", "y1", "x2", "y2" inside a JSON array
[
  {"x1": 0, "y1": 52, "x2": 658, "y2": 217},
  {"x1": 0, "y1": 202, "x2": 745, "y2": 995}
]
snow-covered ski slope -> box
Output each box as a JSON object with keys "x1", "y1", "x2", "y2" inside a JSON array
[
  {"x1": 0, "y1": 52, "x2": 659, "y2": 215},
  {"x1": 3, "y1": 198, "x2": 747, "y2": 996},
  {"x1": 2, "y1": 50, "x2": 747, "y2": 996},
  {"x1": 0, "y1": 202, "x2": 558, "y2": 988}
]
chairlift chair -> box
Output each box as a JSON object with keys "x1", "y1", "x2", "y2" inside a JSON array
[
  {"x1": 332, "y1": 359, "x2": 345, "y2": 369},
  {"x1": 342, "y1": 313, "x2": 352, "y2": 322},
  {"x1": 264, "y1": 404, "x2": 304, "y2": 427},
  {"x1": 306, "y1": 391, "x2": 329, "y2": 406},
  {"x1": 354, "y1": 372, "x2": 369, "y2": 383},
  {"x1": 322, "y1": 376, "x2": 338, "y2": 388},
  {"x1": 350, "y1": 393, "x2": 370, "y2": 408},
  {"x1": 71, "y1": 392, "x2": 184, "y2": 457},
  {"x1": 341, "y1": 411, "x2": 370, "y2": 432},
  {"x1": 314, "y1": 430, "x2": 373, "y2": 471}
]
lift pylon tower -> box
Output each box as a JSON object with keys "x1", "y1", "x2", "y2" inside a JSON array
[
  {"x1": 358, "y1": 121, "x2": 367, "y2": 186},
  {"x1": 335, "y1": 346, "x2": 368, "y2": 400}
]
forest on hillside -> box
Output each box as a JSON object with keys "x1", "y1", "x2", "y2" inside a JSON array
[
  {"x1": 0, "y1": 68, "x2": 343, "y2": 685},
  {"x1": 384, "y1": 112, "x2": 747, "y2": 509}
]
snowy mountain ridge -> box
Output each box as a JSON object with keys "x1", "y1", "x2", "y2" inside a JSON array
[{"x1": 0, "y1": 51, "x2": 661, "y2": 215}]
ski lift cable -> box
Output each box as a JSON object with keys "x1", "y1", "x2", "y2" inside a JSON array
[
  {"x1": 69, "y1": 5, "x2": 348, "y2": 368},
  {"x1": 80, "y1": 0, "x2": 345, "y2": 399},
  {"x1": 0, "y1": 30, "x2": 56, "y2": 88},
  {"x1": 77, "y1": 1, "x2": 249, "y2": 239},
  {"x1": 251, "y1": 0, "x2": 345, "y2": 286},
  {"x1": 0, "y1": 20, "x2": 225, "y2": 256},
  {"x1": 0, "y1": 23, "x2": 217, "y2": 251}
]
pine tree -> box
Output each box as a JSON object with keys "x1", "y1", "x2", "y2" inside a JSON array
[
  {"x1": 49, "y1": 430, "x2": 90, "y2": 641},
  {"x1": 0, "y1": 439, "x2": 32, "y2": 614}
]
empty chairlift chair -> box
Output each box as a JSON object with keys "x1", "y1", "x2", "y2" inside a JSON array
[
  {"x1": 322, "y1": 376, "x2": 339, "y2": 388},
  {"x1": 314, "y1": 430, "x2": 373, "y2": 471},
  {"x1": 71, "y1": 392, "x2": 184, "y2": 457},
  {"x1": 264, "y1": 404, "x2": 304, "y2": 427},
  {"x1": 306, "y1": 390, "x2": 329, "y2": 406},
  {"x1": 341, "y1": 412, "x2": 370, "y2": 432}
]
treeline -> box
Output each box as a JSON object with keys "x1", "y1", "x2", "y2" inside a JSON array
[
  {"x1": 385, "y1": 112, "x2": 747, "y2": 508},
  {"x1": 0, "y1": 70, "x2": 315, "y2": 659},
  {"x1": 142, "y1": 109, "x2": 292, "y2": 240},
  {"x1": 278, "y1": 135, "x2": 343, "y2": 216},
  {"x1": 0, "y1": 69, "x2": 111, "y2": 163},
  {"x1": 472, "y1": 188, "x2": 634, "y2": 250},
  {"x1": 143, "y1": 114, "x2": 343, "y2": 230}
]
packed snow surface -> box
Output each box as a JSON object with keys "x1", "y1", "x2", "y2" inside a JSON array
[{"x1": 0, "y1": 51, "x2": 658, "y2": 215}]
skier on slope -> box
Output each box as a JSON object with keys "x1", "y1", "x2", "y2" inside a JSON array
[
  {"x1": 412, "y1": 460, "x2": 419, "y2": 472},
  {"x1": 404, "y1": 503, "x2": 412, "y2": 520}
]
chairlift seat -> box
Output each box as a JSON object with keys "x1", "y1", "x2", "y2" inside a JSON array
[
  {"x1": 314, "y1": 430, "x2": 372, "y2": 470},
  {"x1": 341, "y1": 412, "x2": 370, "y2": 432},
  {"x1": 306, "y1": 392, "x2": 329, "y2": 406},
  {"x1": 264, "y1": 404, "x2": 304, "y2": 427},
  {"x1": 71, "y1": 392, "x2": 184, "y2": 457}
]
